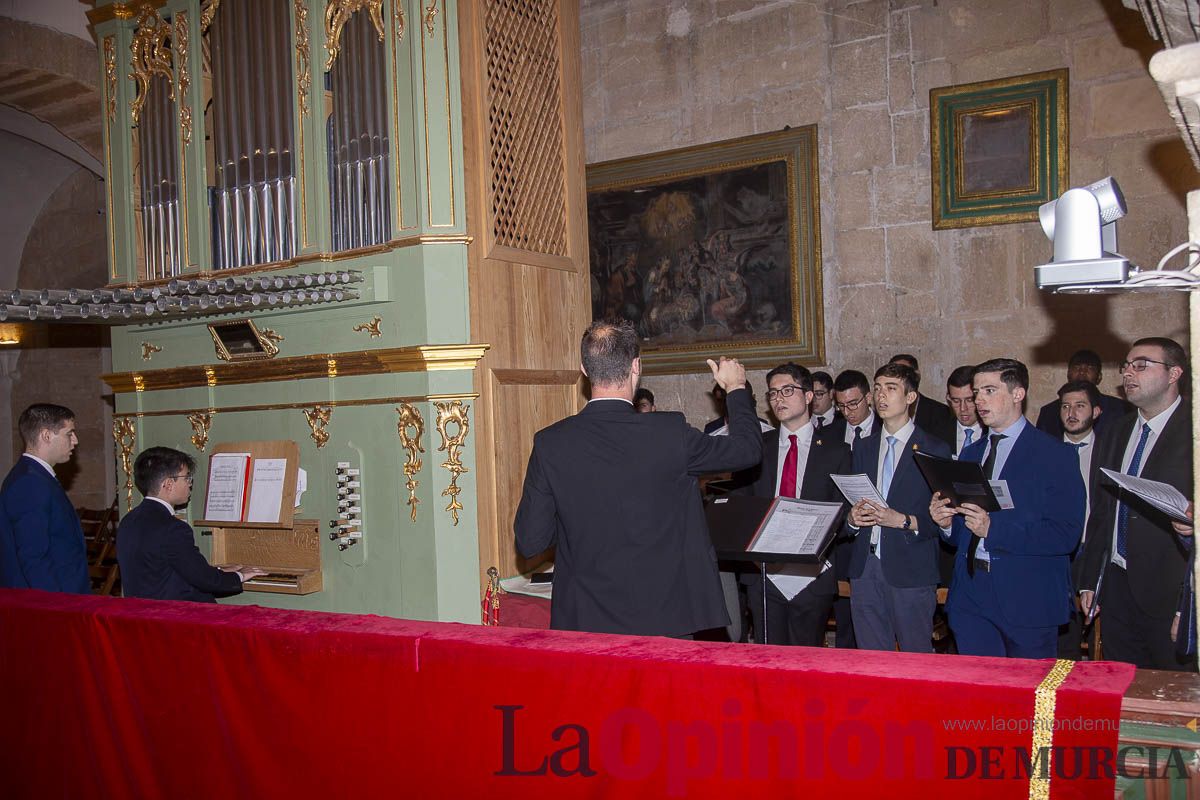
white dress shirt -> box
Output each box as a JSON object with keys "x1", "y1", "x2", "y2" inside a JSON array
[
  {"x1": 769, "y1": 422, "x2": 821, "y2": 600},
  {"x1": 869, "y1": 419, "x2": 917, "y2": 559},
  {"x1": 844, "y1": 412, "x2": 875, "y2": 448},
  {"x1": 955, "y1": 422, "x2": 982, "y2": 459},
  {"x1": 1063, "y1": 429, "x2": 1096, "y2": 538},
  {"x1": 811, "y1": 408, "x2": 835, "y2": 430}
]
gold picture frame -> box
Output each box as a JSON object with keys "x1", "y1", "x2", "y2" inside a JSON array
[
  {"x1": 930, "y1": 69, "x2": 1069, "y2": 229},
  {"x1": 586, "y1": 127, "x2": 825, "y2": 374},
  {"x1": 207, "y1": 319, "x2": 279, "y2": 362}
]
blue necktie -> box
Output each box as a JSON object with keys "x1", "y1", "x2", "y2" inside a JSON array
[
  {"x1": 961, "y1": 427, "x2": 974, "y2": 456},
  {"x1": 1116, "y1": 423, "x2": 1152, "y2": 560},
  {"x1": 871, "y1": 436, "x2": 898, "y2": 556}
]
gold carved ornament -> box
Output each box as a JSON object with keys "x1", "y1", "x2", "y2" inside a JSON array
[
  {"x1": 481, "y1": 566, "x2": 503, "y2": 626},
  {"x1": 140, "y1": 342, "x2": 162, "y2": 361},
  {"x1": 394, "y1": 1, "x2": 405, "y2": 42},
  {"x1": 303, "y1": 405, "x2": 333, "y2": 448},
  {"x1": 352, "y1": 316, "x2": 383, "y2": 338},
  {"x1": 434, "y1": 400, "x2": 469, "y2": 526},
  {"x1": 294, "y1": 0, "x2": 311, "y2": 116},
  {"x1": 423, "y1": 1, "x2": 438, "y2": 35},
  {"x1": 187, "y1": 411, "x2": 212, "y2": 452},
  {"x1": 103, "y1": 37, "x2": 117, "y2": 124},
  {"x1": 259, "y1": 328, "x2": 284, "y2": 357},
  {"x1": 199, "y1": 0, "x2": 220, "y2": 33},
  {"x1": 113, "y1": 418, "x2": 137, "y2": 511},
  {"x1": 396, "y1": 403, "x2": 425, "y2": 522},
  {"x1": 129, "y1": 5, "x2": 174, "y2": 127},
  {"x1": 325, "y1": 0, "x2": 385, "y2": 71},
  {"x1": 175, "y1": 11, "x2": 192, "y2": 145}
]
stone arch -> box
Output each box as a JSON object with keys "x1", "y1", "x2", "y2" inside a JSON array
[{"x1": 0, "y1": 16, "x2": 102, "y2": 160}]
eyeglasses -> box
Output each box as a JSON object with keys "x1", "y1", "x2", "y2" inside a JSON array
[
  {"x1": 169, "y1": 473, "x2": 194, "y2": 484},
  {"x1": 811, "y1": 389, "x2": 829, "y2": 397},
  {"x1": 765, "y1": 384, "x2": 807, "y2": 401},
  {"x1": 835, "y1": 396, "x2": 867, "y2": 412},
  {"x1": 1120, "y1": 358, "x2": 1173, "y2": 373}
]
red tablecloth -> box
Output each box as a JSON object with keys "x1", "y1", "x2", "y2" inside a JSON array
[{"x1": 0, "y1": 589, "x2": 1134, "y2": 798}]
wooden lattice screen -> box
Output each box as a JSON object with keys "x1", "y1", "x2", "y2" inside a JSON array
[{"x1": 484, "y1": 0, "x2": 569, "y2": 257}]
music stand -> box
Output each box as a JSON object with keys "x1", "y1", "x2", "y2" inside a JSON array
[{"x1": 706, "y1": 495, "x2": 836, "y2": 645}]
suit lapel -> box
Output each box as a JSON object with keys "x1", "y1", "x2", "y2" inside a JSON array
[{"x1": 997, "y1": 424, "x2": 1036, "y2": 481}]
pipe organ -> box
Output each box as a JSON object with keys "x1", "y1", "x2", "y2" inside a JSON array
[{"x1": 67, "y1": 0, "x2": 590, "y2": 621}]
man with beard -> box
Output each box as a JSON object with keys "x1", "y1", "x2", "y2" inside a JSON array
[{"x1": 1057, "y1": 380, "x2": 1105, "y2": 658}]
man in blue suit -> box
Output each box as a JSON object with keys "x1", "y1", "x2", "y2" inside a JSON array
[
  {"x1": 931, "y1": 359, "x2": 1085, "y2": 659},
  {"x1": 0, "y1": 403, "x2": 89, "y2": 593},
  {"x1": 846, "y1": 363, "x2": 952, "y2": 652},
  {"x1": 118, "y1": 447, "x2": 263, "y2": 602}
]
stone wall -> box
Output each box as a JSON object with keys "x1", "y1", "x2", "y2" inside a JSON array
[
  {"x1": 9, "y1": 167, "x2": 113, "y2": 510},
  {"x1": 580, "y1": 0, "x2": 1194, "y2": 424}
]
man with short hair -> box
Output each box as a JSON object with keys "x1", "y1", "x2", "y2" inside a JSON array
[
  {"x1": 1080, "y1": 337, "x2": 1193, "y2": 669},
  {"x1": 946, "y1": 365, "x2": 982, "y2": 459},
  {"x1": 737, "y1": 362, "x2": 851, "y2": 646},
  {"x1": 633, "y1": 387, "x2": 656, "y2": 413},
  {"x1": 810, "y1": 371, "x2": 836, "y2": 430},
  {"x1": 932, "y1": 358, "x2": 1085, "y2": 658},
  {"x1": 1036, "y1": 349, "x2": 1130, "y2": 438},
  {"x1": 0, "y1": 404, "x2": 89, "y2": 593},
  {"x1": 118, "y1": 447, "x2": 265, "y2": 602},
  {"x1": 1056, "y1": 380, "x2": 1105, "y2": 659},
  {"x1": 515, "y1": 320, "x2": 762, "y2": 637},
  {"x1": 846, "y1": 363, "x2": 951, "y2": 652},
  {"x1": 889, "y1": 354, "x2": 955, "y2": 448},
  {"x1": 832, "y1": 369, "x2": 875, "y2": 450}
]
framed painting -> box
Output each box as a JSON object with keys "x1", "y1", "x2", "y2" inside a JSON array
[
  {"x1": 586, "y1": 126, "x2": 824, "y2": 375},
  {"x1": 930, "y1": 69, "x2": 1069, "y2": 229}
]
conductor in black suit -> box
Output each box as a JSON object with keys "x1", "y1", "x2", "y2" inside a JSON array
[
  {"x1": 118, "y1": 447, "x2": 264, "y2": 602},
  {"x1": 514, "y1": 320, "x2": 762, "y2": 637}
]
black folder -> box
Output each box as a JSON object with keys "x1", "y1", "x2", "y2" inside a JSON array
[
  {"x1": 704, "y1": 495, "x2": 836, "y2": 565},
  {"x1": 912, "y1": 451, "x2": 1002, "y2": 512}
]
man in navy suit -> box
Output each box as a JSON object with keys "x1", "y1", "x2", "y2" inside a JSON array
[
  {"x1": 0, "y1": 404, "x2": 89, "y2": 593},
  {"x1": 932, "y1": 359, "x2": 1085, "y2": 658},
  {"x1": 846, "y1": 363, "x2": 951, "y2": 652},
  {"x1": 515, "y1": 320, "x2": 761, "y2": 637},
  {"x1": 117, "y1": 447, "x2": 263, "y2": 602}
]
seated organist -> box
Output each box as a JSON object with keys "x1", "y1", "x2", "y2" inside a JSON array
[{"x1": 117, "y1": 447, "x2": 265, "y2": 602}]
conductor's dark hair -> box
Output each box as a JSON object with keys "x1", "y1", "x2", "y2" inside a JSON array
[
  {"x1": 634, "y1": 387, "x2": 655, "y2": 406},
  {"x1": 974, "y1": 358, "x2": 1029, "y2": 391},
  {"x1": 811, "y1": 371, "x2": 833, "y2": 390},
  {"x1": 1057, "y1": 380, "x2": 1102, "y2": 408},
  {"x1": 874, "y1": 362, "x2": 919, "y2": 395},
  {"x1": 134, "y1": 447, "x2": 196, "y2": 496},
  {"x1": 946, "y1": 365, "x2": 975, "y2": 390},
  {"x1": 766, "y1": 363, "x2": 812, "y2": 393},
  {"x1": 833, "y1": 369, "x2": 870, "y2": 396},
  {"x1": 17, "y1": 404, "x2": 74, "y2": 447},
  {"x1": 581, "y1": 319, "x2": 640, "y2": 387}
]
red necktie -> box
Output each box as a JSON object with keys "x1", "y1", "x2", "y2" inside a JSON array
[{"x1": 778, "y1": 434, "x2": 798, "y2": 498}]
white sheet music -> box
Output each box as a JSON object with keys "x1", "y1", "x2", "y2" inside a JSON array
[
  {"x1": 246, "y1": 458, "x2": 288, "y2": 523},
  {"x1": 204, "y1": 453, "x2": 251, "y2": 521},
  {"x1": 748, "y1": 498, "x2": 843, "y2": 556},
  {"x1": 1101, "y1": 468, "x2": 1192, "y2": 524},
  {"x1": 831, "y1": 473, "x2": 888, "y2": 508}
]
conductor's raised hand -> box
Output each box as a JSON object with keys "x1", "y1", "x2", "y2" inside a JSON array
[{"x1": 707, "y1": 357, "x2": 747, "y2": 392}]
